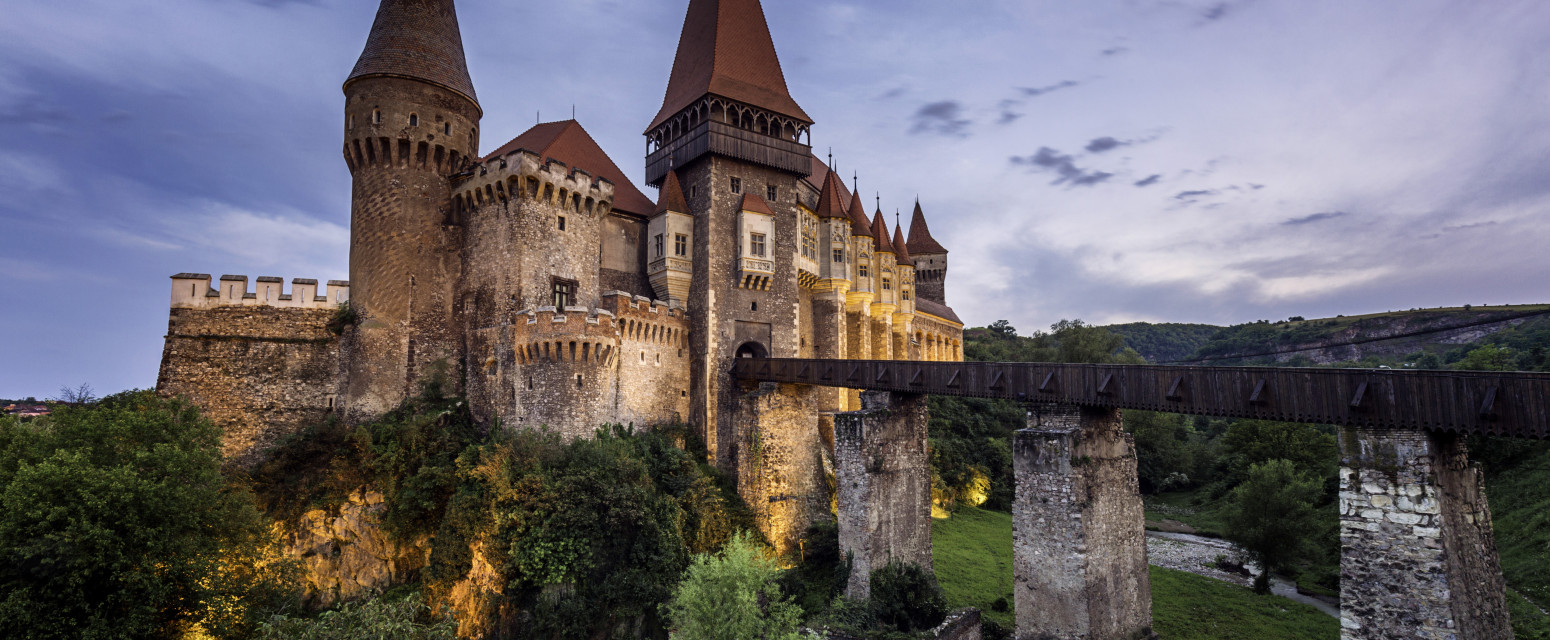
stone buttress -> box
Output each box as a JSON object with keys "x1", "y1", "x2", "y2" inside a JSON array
[{"x1": 834, "y1": 391, "x2": 932, "y2": 598}]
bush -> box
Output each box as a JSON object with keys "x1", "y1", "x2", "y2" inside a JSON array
[
  {"x1": 663, "y1": 532, "x2": 803, "y2": 640},
  {"x1": 256, "y1": 590, "x2": 455, "y2": 639},
  {"x1": 868, "y1": 561, "x2": 948, "y2": 632},
  {"x1": 0, "y1": 391, "x2": 295, "y2": 639}
]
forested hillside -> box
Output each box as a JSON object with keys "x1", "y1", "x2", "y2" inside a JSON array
[{"x1": 1104, "y1": 322, "x2": 1223, "y2": 363}]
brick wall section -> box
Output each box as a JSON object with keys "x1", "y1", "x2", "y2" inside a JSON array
[
  {"x1": 834, "y1": 391, "x2": 932, "y2": 599},
  {"x1": 156, "y1": 305, "x2": 340, "y2": 463},
  {"x1": 1338, "y1": 427, "x2": 1511, "y2": 640},
  {"x1": 729, "y1": 382, "x2": 824, "y2": 557},
  {"x1": 1013, "y1": 405, "x2": 1152, "y2": 640}
]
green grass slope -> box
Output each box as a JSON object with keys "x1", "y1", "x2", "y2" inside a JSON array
[
  {"x1": 1104, "y1": 322, "x2": 1224, "y2": 363},
  {"x1": 931, "y1": 507, "x2": 1336, "y2": 638}
]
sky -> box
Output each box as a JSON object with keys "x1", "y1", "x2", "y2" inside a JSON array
[{"x1": 2, "y1": 0, "x2": 1548, "y2": 398}]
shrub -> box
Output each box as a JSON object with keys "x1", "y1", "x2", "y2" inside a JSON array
[
  {"x1": 663, "y1": 532, "x2": 803, "y2": 640},
  {"x1": 256, "y1": 590, "x2": 455, "y2": 640},
  {"x1": 868, "y1": 561, "x2": 948, "y2": 632}
]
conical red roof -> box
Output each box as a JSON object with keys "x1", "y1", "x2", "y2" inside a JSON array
[
  {"x1": 847, "y1": 191, "x2": 872, "y2": 237},
  {"x1": 346, "y1": 0, "x2": 478, "y2": 109},
  {"x1": 906, "y1": 200, "x2": 948, "y2": 255},
  {"x1": 872, "y1": 210, "x2": 895, "y2": 254},
  {"x1": 648, "y1": 0, "x2": 811, "y2": 132},
  {"x1": 892, "y1": 224, "x2": 912, "y2": 264},
  {"x1": 814, "y1": 170, "x2": 847, "y2": 219},
  {"x1": 656, "y1": 170, "x2": 688, "y2": 214}
]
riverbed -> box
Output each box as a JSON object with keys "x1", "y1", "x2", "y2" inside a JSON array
[{"x1": 1146, "y1": 530, "x2": 1340, "y2": 618}]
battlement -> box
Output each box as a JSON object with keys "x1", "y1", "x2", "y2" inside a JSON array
[
  {"x1": 452, "y1": 149, "x2": 615, "y2": 218},
  {"x1": 170, "y1": 273, "x2": 349, "y2": 310}
]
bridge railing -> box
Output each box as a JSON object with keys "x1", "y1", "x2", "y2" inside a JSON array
[{"x1": 729, "y1": 358, "x2": 1550, "y2": 439}]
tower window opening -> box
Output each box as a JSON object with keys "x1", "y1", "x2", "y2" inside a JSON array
[
  {"x1": 833, "y1": 248, "x2": 845, "y2": 263},
  {"x1": 409, "y1": 113, "x2": 418, "y2": 126},
  {"x1": 674, "y1": 234, "x2": 687, "y2": 256},
  {"x1": 444, "y1": 122, "x2": 451, "y2": 135},
  {"x1": 551, "y1": 277, "x2": 577, "y2": 308},
  {"x1": 730, "y1": 177, "x2": 741, "y2": 194},
  {"x1": 576, "y1": 374, "x2": 583, "y2": 388},
  {"x1": 859, "y1": 264, "x2": 869, "y2": 278},
  {"x1": 883, "y1": 278, "x2": 892, "y2": 290},
  {"x1": 558, "y1": 215, "x2": 566, "y2": 231},
  {"x1": 372, "y1": 109, "x2": 381, "y2": 125},
  {"x1": 690, "y1": 186, "x2": 698, "y2": 199},
  {"x1": 751, "y1": 301, "x2": 758, "y2": 311},
  {"x1": 767, "y1": 185, "x2": 777, "y2": 202},
  {"x1": 654, "y1": 233, "x2": 665, "y2": 258},
  {"x1": 347, "y1": 114, "x2": 354, "y2": 130},
  {"x1": 750, "y1": 233, "x2": 766, "y2": 257}
]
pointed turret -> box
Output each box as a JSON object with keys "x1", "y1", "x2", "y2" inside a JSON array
[
  {"x1": 892, "y1": 224, "x2": 911, "y2": 264},
  {"x1": 814, "y1": 170, "x2": 848, "y2": 219},
  {"x1": 847, "y1": 191, "x2": 872, "y2": 238},
  {"x1": 656, "y1": 170, "x2": 689, "y2": 215},
  {"x1": 872, "y1": 210, "x2": 895, "y2": 255},
  {"x1": 346, "y1": 0, "x2": 479, "y2": 110},
  {"x1": 906, "y1": 200, "x2": 948, "y2": 255},
  {"x1": 649, "y1": 0, "x2": 810, "y2": 130}
]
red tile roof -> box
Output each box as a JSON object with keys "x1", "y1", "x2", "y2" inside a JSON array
[
  {"x1": 915, "y1": 298, "x2": 962, "y2": 324},
  {"x1": 740, "y1": 192, "x2": 775, "y2": 215},
  {"x1": 813, "y1": 169, "x2": 848, "y2": 219},
  {"x1": 906, "y1": 200, "x2": 948, "y2": 255},
  {"x1": 483, "y1": 120, "x2": 655, "y2": 217},
  {"x1": 892, "y1": 224, "x2": 912, "y2": 264},
  {"x1": 346, "y1": 0, "x2": 479, "y2": 108},
  {"x1": 804, "y1": 154, "x2": 852, "y2": 202},
  {"x1": 648, "y1": 0, "x2": 811, "y2": 131},
  {"x1": 656, "y1": 170, "x2": 689, "y2": 214},
  {"x1": 847, "y1": 191, "x2": 872, "y2": 237},
  {"x1": 872, "y1": 210, "x2": 895, "y2": 254}
]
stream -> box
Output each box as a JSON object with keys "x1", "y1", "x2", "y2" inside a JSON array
[{"x1": 1145, "y1": 530, "x2": 1341, "y2": 619}]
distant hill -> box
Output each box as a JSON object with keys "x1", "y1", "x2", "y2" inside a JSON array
[{"x1": 1103, "y1": 323, "x2": 1224, "y2": 363}]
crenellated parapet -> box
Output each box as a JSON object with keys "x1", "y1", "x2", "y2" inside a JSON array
[
  {"x1": 452, "y1": 150, "x2": 614, "y2": 221},
  {"x1": 170, "y1": 273, "x2": 349, "y2": 310},
  {"x1": 507, "y1": 306, "x2": 621, "y2": 369}
]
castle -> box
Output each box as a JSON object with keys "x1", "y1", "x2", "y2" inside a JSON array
[{"x1": 156, "y1": 0, "x2": 962, "y2": 549}]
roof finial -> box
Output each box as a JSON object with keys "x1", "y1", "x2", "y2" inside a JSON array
[
  {"x1": 876, "y1": 192, "x2": 881, "y2": 212},
  {"x1": 852, "y1": 171, "x2": 858, "y2": 196},
  {"x1": 572, "y1": 104, "x2": 576, "y2": 120},
  {"x1": 828, "y1": 147, "x2": 832, "y2": 167},
  {"x1": 536, "y1": 110, "x2": 540, "y2": 124}
]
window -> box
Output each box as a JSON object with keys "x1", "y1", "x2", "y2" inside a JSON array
[
  {"x1": 347, "y1": 114, "x2": 354, "y2": 130},
  {"x1": 751, "y1": 301, "x2": 758, "y2": 311},
  {"x1": 767, "y1": 185, "x2": 777, "y2": 202},
  {"x1": 654, "y1": 233, "x2": 665, "y2": 258},
  {"x1": 557, "y1": 215, "x2": 566, "y2": 231},
  {"x1": 690, "y1": 186, "x2": 698, "y2": 199},
  {"x1": 409, "y1": 113, "x2": 418, "y2": 126},
  {"x1": 883, "y1": 278, "x2": 892, "y2": 290},
  {"x1": 444, "y1": 122, "x2": 451, "y2": 135},
  {"x1": 674, "y1": 233, "x2": 688, "y2": 256},
  {"x1": 372, "y1": 109, "x2": 381, "y2": 125},
  {"x1": 551, "y1": 278, "x2": 577, "y2": 308},
  {"x1": 833, "y1": 248, "x2": 845, "y2": 263},
  {"x1": 859, "y1": 264, "x2": 869, "y2": 278},
  {"x1": 750, "y1": 232, "x2": 766, "y2": 257},
  {"x1": 730, "y1": 177, "x2": 741, "y2": 194},
  {"x1": 902, "y1": 290, "x2": 911, "y2": 300}
]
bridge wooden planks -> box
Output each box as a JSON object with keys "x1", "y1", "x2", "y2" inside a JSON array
[{"x1": 730, "y1": 359, "x2": 1550, "y2": 439}]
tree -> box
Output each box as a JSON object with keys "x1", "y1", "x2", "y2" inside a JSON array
[
  {"x1": 1454, "y1": 344, "x2": 1516, "y2": 371},
  {"x1": 663, "y1": 532, "x2": 803, "y2": 640},
  {"x1": 1219, "y1": 420, "x2": 1337, "y2": 486},
  {"x1": 1224, "y1": 459, "x2": 1324, "y2": 593},
  {"x1": 51, "y1": 382, "x2": 95, "y2": 405},
  {"x1": 256, "y1": 591, "x2": 456, "y2": 640},
  {"x1": 0, "y1": 391, "x2": 294, "y2": 639}
]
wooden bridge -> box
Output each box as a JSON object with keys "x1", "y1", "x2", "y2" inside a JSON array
[{"x1": 731, "y1": 357, "x2": 1550, "y2": 439}]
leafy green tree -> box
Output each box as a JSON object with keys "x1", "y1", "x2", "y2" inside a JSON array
[
  {"x1": 0, "y1": 391, "x2": 294, "y2": 639},
  {"x1": 868, "y1": 561, "x2": 948, "y2": 633},
  {"x1": 1224, "y1": 459, "x2": 1324, "y2": 594},
  {"x1": 1220, "y1": 420, "x2": 1337, "y2": 486},
  {"x1": 256, "y1": 591, "x2": 456, "y2": 640},
  {"x1": 1454, "y1": 344, "x2": 1517, "y2": 371},
  {"x1": 663, "y1": 532, "x2": 803, "y2": 640}
]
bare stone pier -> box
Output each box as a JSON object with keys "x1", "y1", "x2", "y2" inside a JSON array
[
  {"x1": 1013, "y1": 405, "x2": 1152, "y2": 640},
  {"x1": 834, "y1": 390, "x2": 932, "y2": 598},
  {"x1": 1338, "y1": 427, "x2": 1511, "y2": 640}
]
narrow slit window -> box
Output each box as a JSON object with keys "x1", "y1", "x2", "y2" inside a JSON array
[{"x1": 558, "y1": 215, "x2": 566, "y2": 231}]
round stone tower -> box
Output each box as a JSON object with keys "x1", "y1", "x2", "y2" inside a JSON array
[{"x1": 341, "y1": 0, "x2": 481, "y2": 420}]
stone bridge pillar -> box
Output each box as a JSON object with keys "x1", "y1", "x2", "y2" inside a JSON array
[
  {"x1": 834, "y1": 390, "x2": 932, "y2": 599},
  {"x1": 1338, "y1": 427, "x2": 1511, "y2": 640},
  {"x1": 1013, "y1": 404, "x2": 1152, "y2": 640},
  {"x1": 729, "y1": 382, "x2": 827, "y2": 558}
]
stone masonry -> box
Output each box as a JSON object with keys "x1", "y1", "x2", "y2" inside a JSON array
[
  {"x1": 1013, "y1": 405, "x2": 1152, "y2": 640},
  {"x1": 1338, "y1": 427, "x2": 1511, "y2": 640},
  {"x1": 834, "y1": 391, "x2": 932, "y2": 599},
  {"x1": 729, "y1": 382, "x2": 827, "y2": 557}
]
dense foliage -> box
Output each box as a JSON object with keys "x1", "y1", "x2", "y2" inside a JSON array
[
  {"x1": 1103, "y1": 322, "x2": 1223, "y2": 363},
  {"x1": 1224, "y1": 460, "x2": 1326, "y2": 593},
  {"x1": 256, "y1": 590, "x2": 455, "y2": 639},
  {"x1": 663, "y1": 532, "x2": 804, "y2": 640},
  {"x1": 0, "y1": 391, "x2": 294, "y2": 639}
]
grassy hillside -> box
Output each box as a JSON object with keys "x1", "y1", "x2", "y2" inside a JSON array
[
  {"x1": 932, "y1": 507, "x2": 1336, "y2": 638},
  {"x1": 1105, "y1": 322, "x2": 1224, "y2": 363}
]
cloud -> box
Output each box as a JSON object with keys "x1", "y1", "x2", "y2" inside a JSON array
[
  {"x1": 1085, "y1": 136, "x2": 1123, "y2": 153},
  {"x1": 877, "y1": 87, "x2": 907, "y2": 100},
  {"x1": 1011, "y1": 147, "x2": 1113, "y2": 187},
  {"x1": 1135, "y1": 174, "x2": 1161, "y2": 187},
  {"x1": 1441, "y1": 220, "x2": 1499, "y2": 233},
  {"x1": 1018, "y1": 80, "x2": 1080, "y2": 98},
  {"x1": 1281, "y1": 211, "x2": 1347, "y2": 226},
  {"x1": 1202, "y1": 4, "x2": 1230, "y2": 21},
  {"x1": 997, "y1": 111, "x2": 1023, "y2": 125},
  {"x1": 910, "y1": 100, "x2": 971, "y2": 137},
  {"x1": 1101, "y1": 47, "x2": 1128, "y2": 56}
]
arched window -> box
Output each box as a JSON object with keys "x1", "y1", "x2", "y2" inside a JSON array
[{"x1": 409, "y1": 113, "x2": 419, "y2": 126}]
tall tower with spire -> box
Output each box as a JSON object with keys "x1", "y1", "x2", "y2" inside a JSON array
[
  {"x1": 647, "y1": 0, "x2": 816, "y2": 471},
  {"x1": 341, "y1": 0, "x2": 482, "y2": 420},
  {"x1": 906, "y1": 201, "x2": 949, "y2": 306}
]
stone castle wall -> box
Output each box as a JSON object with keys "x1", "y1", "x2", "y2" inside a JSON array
[
  {"x1": 156, "y1": 276, "x2": 344, "y2": 463},
  {"x1": 835, "y1": 391, "x2": 932, "y2": 599}
]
